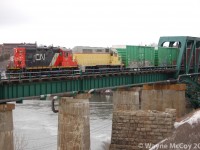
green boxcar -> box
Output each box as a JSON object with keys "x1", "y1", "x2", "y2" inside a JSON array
[
  {"x1": 115, "y1": 45, "x2": 155, "y2": 68},
  {"x1": 156, "y1": 47, "x2": 179, "y2": 66},
  {"x1": 115, "y1": 45, "x2": 179, "y2": 68}
]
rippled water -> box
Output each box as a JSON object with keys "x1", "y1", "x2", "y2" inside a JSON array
[{"x1": 13, "y1": 94, "x2": 113, "y2": 150}]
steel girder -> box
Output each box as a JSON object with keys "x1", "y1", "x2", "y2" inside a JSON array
[
  {"x1": 0, "y1": 71, "x2": 174, "y2": 101},
  {"x1": 158, "y1": 36, "x2": 200, "y2": 77}
]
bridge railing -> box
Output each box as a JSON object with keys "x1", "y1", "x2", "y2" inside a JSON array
[{"x1": 0, "y1": 66, "x2": 177, "y2": 82}]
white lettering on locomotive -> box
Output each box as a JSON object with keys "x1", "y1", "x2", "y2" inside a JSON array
[{"x1": 35, "y1": 54, "x2": 45, "y2": 61}]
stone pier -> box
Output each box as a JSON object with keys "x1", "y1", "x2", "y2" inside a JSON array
[
  {"x1": 57, "y1": 95, "x2": 90, "y2": 150},
  {"x1": 0, "y1": 104, "x2": 15, "y2": 150},
  {"x1": 110, "y1": 109, "x2": 176, "y2": 150},
  {"x1": 110, "y1": 84, "x2": 185, "y2": 150}
]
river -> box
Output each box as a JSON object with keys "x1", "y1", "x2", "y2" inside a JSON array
[{"x1": 13, "y1": 94, "x2": 113, "y2": 150}]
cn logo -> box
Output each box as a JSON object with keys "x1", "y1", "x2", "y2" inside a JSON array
[{"x1": 35, "y1": 54, "x2": 45, "y2": 61}]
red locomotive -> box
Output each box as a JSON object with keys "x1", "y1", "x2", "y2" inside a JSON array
[{"x1": 7, "y1": 45, "x2": 78, "y2": 71}]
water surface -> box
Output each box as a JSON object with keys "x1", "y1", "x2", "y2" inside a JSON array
[{"x1": 13, "y1": 94, "x2": 113, "y2": 150}]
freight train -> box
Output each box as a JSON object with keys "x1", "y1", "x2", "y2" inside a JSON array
[{"x1": 7, "y1": 44, "x2": 179, "y2": 72}]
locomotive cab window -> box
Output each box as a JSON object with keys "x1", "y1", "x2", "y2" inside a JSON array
[{"x1": 63, "y1": 52, "x2": 68, "y2": 57}]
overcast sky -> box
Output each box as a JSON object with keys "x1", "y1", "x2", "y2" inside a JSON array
[{"x1": 0, "y1": 0, "x2": 199, "y2": 48}]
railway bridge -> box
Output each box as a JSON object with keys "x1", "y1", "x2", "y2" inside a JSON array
[
  {"x1": 0, "y1": 36, "x2": 200, "y2": 104},
  {"x1": 1, "y1": 36, "x2": 200, "y2": 150}
]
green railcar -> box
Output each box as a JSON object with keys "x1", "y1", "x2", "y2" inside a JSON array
[
  {"x1": 115, "y1": 45, "x2": 179, "y2": 68},
  {"x1": 115, "y1": 45, "x2": 155, "y2": 68},
  {"x1": 156, "y1": 47, "x2": 179, "y2": 66}
]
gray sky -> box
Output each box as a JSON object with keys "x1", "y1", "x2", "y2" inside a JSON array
[{"x1": 0, "y1": 0, "x2": 199, "y2": 47}]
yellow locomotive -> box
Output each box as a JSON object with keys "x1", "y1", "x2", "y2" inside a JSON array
[{"x1": 72, "y1": 46, "x2": 122, "y2": 70}]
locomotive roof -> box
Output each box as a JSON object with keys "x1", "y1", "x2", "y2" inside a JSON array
[
  {"x1": 72, "y1": 46, "x2": 110, "y2": 53},
  {"x1": 60, "y1": 47, "x2": 71, "y2": 51},
  {"x1": 16, "y1": 45, "x2": 72, "y2": 52},
  {"x1": 73, "y1": 46, "x2": 107, "y2": 50},
  {"x1": 37, "y1": 46, "x2": 59, "y2": 50}
]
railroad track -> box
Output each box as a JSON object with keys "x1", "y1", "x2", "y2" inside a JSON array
[{"x1": 1, "y1": 66, "x2": 177, "y2": 83}]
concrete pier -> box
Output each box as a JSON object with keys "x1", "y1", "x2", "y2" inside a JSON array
[
  {"x1": 0, "y1": 104, "x2": 15, "y2": 150},
  {"x1": 57, "y1": 96, "x2": 90, "y2": 150},
  {"x1": 141, "y1": 84, "x2": 186, "y2": 117},
  {"x1": 113, "y1": 87, "x2": 141, "y2": 111}
]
